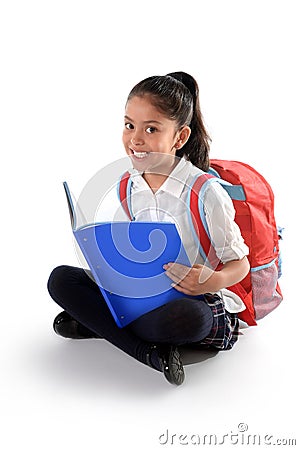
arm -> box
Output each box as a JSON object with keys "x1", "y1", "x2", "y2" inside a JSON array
[
  {"x1": 214, "y1": 256, "x2": 250, "y2": 289},
  {"x1": 163, "y1": 256, "x2": 250, "y2": 296}
]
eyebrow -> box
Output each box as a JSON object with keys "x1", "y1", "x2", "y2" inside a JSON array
[{"x1": 124, "y1": 115, "x2": 163, "y2": 125}]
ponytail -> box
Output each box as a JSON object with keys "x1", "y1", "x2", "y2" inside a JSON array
[{"x1": 167, "y1": 72, "x2": 211, "y2": 171}]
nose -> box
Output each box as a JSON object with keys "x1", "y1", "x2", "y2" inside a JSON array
[{"x1": 131, "y1": 129, "x2": 144, "y2": 146}]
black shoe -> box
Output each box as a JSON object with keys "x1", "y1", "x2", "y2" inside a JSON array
[
  {"x1": 147, "y1": 344, "x2": 185, "y2": 386},
  {"x1": 53, "y1": 311, "x2": 102, "y2": 339}
]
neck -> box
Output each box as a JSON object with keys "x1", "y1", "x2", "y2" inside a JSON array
[
  {"x1": 142, "y1": 158, "x2": 179, "y2": 191},
  {"x1": 142, "y1": 172, "x2": 168, "y2": 192}
]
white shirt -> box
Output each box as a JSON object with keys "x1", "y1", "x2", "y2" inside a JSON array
[{"x1": 127, "y1": 157, "x2": 249, "y2": 313}]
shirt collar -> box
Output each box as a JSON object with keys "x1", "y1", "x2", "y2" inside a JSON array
[{"x1": 130, "y1": 157, "x2": 192, "y2": 197}]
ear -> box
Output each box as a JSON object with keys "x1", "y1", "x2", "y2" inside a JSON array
[{"x1": 174, "y1": 126, "x2": 191, "y2": 149}]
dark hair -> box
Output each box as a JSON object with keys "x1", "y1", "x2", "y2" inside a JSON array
[{"x1": 127, "y1": 71, "x2": 211, "y2": 171}]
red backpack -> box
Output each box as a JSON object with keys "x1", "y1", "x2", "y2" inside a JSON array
[{"x1": 118, "y1": 159, "x2": 283, "y2": 326}]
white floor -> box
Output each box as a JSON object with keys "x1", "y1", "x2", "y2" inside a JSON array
[
  {"x1": 2, "y1": 240, "x2": 298, "y2": 449},
  {"x1": 1, "y1": 2, "x2": 299, "y2": 449}
]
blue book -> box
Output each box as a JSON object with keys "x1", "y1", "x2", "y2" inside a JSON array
[{"x1": 63, "y1": 182, "x2": 192, "y2": 327}]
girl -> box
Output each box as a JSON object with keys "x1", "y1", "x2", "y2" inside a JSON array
[{"x1": 47, "y1": 72, "x2": 250, "y2": 386}]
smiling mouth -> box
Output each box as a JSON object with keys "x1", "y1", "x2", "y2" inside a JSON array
[{"x1": 130, "y1": 149, "x2": 149, "y2": 159}]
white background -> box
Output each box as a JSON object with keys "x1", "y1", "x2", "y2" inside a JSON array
[{"x1": 0, "y1": 1, "x2": 298, "y2": 449}]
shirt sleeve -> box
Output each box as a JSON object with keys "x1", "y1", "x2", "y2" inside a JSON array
[{"x1": 203, "y1": 181, "x2": 249, "y2": 264}]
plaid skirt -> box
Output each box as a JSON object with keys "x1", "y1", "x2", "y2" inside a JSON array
[{"x1": 199, "y1": 293, "x2": 240, "y2": 350}]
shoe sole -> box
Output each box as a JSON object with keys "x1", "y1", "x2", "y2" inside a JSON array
[{"x1": 164, "y1": 347, "x2": 185, "y2": 386}]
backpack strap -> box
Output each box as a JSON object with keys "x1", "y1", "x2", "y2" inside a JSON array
[
  {"x1": 187, "y1": 172, "x2": 246, "y2": 268},
  {"x1": 117, "y1": 171, "x2": 135, "y2": 221},
  {"x1": 187, "y1": 173, "x2": 222, "y2": 269}
]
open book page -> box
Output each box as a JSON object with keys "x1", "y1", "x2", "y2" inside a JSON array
[
  {"x1": 94, "y1": 186, "x2": 128, "y2": 223},
  {"x1": 64, "y1": 180, "x2": 128, "y2": 230},
  {"x1": 63, "y1": 182, "x2": 89, "y2": 231}
]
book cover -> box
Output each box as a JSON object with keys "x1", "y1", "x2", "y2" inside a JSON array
[{"x1": 63, "y1": 181, "x2": 191, "y2": 327}]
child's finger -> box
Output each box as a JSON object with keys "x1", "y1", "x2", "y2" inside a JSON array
[
  {"x1": 163, "y1": 262, "x2": 191, "y2": 280},
  {"x1": 164, "y1": 269, "x2": 185, "y2": 284}
]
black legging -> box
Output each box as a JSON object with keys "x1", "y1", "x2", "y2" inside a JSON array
[{"x1": 47, "y1": 265, "x2": 214, "y2": 370}]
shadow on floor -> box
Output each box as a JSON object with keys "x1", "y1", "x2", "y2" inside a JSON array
[{"x1": 180, "y1": 345, "x2": 219, "y2": 365}]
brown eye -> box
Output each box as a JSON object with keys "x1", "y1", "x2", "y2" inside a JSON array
[
  {"x1": 125, "y1": 123, "x2": 134, "y2": 130},
  {"x1": 146, "y1": 126, "x2": 156, "y2": 134}
]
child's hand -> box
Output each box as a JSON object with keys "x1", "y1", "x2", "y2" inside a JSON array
[{"x1": 163, "y1": 263, "x2": 222, "y2": 296}]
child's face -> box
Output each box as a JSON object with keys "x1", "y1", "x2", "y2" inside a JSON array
[{"x1": 122, "y1": 95, "x2": 180, "y2": 170}]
